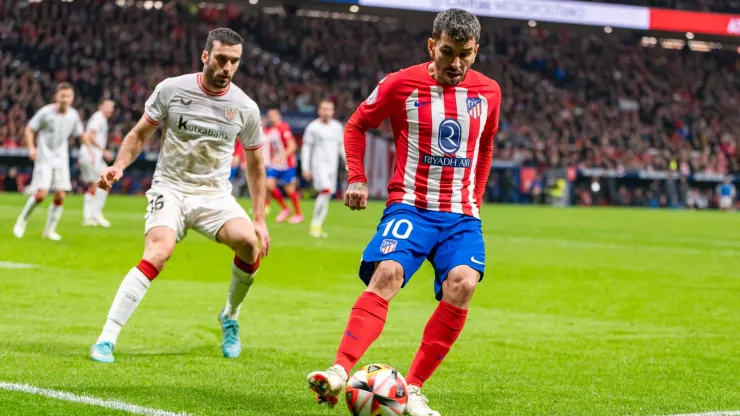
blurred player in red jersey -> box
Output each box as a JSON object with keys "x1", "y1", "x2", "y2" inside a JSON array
[
  {"x1": 265, "y1": 108, "x2": 303, "y2": 223},
  {"x1": 307, "y1": 9, "x2": 500, "y2": 416}
]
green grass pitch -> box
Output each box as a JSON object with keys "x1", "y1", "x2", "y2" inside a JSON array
[{"x1": 0, "y1": 193, "x2": 739, "y2": 416}]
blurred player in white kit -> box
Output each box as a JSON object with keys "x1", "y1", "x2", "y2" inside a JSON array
[
  {"x1": 79, "y1": 99, "x2": 116, "y2": 227},
  {"x1": 13, "y1": 82, "x2": 85, "y2": 241},
  {"x1": 89, "y1": 28, "x2": 270, "y2": 363},
  {"x1": 301, "y1": 99, "x2": 345, "y2": 238}
]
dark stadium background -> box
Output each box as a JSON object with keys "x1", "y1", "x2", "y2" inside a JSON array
[{"x1": 0, "y1": 0, "x2": 737, "y2": 209}]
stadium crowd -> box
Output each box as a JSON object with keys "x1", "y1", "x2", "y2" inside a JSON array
[{"x1": 0, "y1": 0, "x2": 737, "y2": 206}]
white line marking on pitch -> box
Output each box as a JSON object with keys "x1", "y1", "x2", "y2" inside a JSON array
[
  {"x1": 665, "y1": 412, "x2": 740, "y2": 416},
  {"x1": 0, "y1": 261, "x2": 39, "y2": 269},
  {"x1": 0, "y1": 382, "x2": 192, "y2": 416}
]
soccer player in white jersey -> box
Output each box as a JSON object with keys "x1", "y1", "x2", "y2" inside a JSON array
[
  {"x1": 13, "y1": 82, "x2": 85, "y2": 241},
  {"x1": 301, "y1": 99, "x2": 345, "y2": 238},
  {"x1": 79, "y1": 99, "x2": 116, "y2": 227},
  {"x1": 89, "y1": 28, "x2": 270, "y2": 363}
]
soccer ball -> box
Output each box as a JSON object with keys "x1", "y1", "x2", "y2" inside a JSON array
[{"x1": 345, "y1": 364, "x2": 408, "y2": 416}]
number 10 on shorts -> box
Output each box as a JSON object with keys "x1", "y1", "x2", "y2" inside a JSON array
[{"x1": 382, "y1": 218, "x2": 413, "y2": 240}]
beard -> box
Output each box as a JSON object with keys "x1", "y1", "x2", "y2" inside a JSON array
[{"x1": 205, "y1": 65, "x2": 230, "y2": 89}]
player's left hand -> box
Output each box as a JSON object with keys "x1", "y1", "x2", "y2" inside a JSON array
[
  {"x1": 253, "y1": 219, "x2": 270, "y2": 258},
  {"x1": 103, "y1": 150, "x2": 114, "y2": 162}
]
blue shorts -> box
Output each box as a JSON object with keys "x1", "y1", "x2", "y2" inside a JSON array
[
  {"x1": 359, "y1": 204, "x2": 486, "y2": 300},
  {"x1": 266, "y1": 167, "x2": 297, "y2": 185}
]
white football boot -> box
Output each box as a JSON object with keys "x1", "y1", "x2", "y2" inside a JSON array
[
  {"x1": 13, "y1": 218, "x2": 27, "y2": 239},
  {"x1": 307, "y1": 365, "x2": 348, "y2": 408},
  {"x1": 43, "y1": 230, "x2": 62, "y2": 241},
  {"x1": 405, "y1": 385, "x2": 441, "y2": 416},
  {"x1": 94, "y1": 214, "x2": 111, "y2": 228}
]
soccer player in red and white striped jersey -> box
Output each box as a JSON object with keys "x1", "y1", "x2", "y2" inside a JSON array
[{"x1": 308, "y1": 9, "x2": 500, "y2": 416}]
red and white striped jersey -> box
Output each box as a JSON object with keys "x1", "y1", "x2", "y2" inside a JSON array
[{"x1": 344, "y1": 62, "x2": 501, "y2": 218}]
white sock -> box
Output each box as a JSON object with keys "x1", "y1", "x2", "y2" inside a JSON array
[
  {"x1": 19, "y1": 196, "x2": 40, "y2": 221},
  {"x1": 97, "y1": 267, "x2": 151, "y2": 345},
  {"x1": 95, "y1": 188, "x2": 108, "y2": 216},
  {"x1": 311, "y1": 193, "x2": 331, "y2": 228},
  {"x1": 83, "y1": 193, "x2": 94, "y2": 220},
  {"x1": 223, "y1": 261, "x2": 257, "y2": 320},
  {"x1": 44, "y1": 203, "x2": 63, "y2": 234}
]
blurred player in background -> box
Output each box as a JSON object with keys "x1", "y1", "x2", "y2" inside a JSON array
[
  {"x1": 717, "y1": 176, "x2": 736, "y2": 211},
  {"x1": 13, "y1": 82, "x2": 85, "y2": 241},
  {"x1": 301, "y1": 99, "x2": 345, "y2": 238},
  {"x1": 89, "y1": 28, "x2": 270, "y2": 363},
  {"x1": 79, "y1": 99, "x2": 115, "y2": 227},
  {"x1": 307, "y1": 9, "x2": 500, "y2": 416},
  {"x1": 261, "y1": 119, "x2": 283, "y2": 215},
  {"x1": 230, "y1": 137, "x2": 247, "y2": 196},
  {"x1": 265, "y1": 108, "x2": 303, "y2": 223}
]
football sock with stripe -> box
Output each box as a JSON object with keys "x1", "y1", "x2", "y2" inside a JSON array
[
  {"x1": 405, "y1": 301, "x2": 468, "y2": 388},
  {"x1": 334, "y1": 291, "x2": 388, "y2": 373},
  {"x1": 96, "y1": 260, "x2": 158, "y2": 345},
  {"x1": 223, "y1": 256, "x2": 259, "y2": 320},
  {"x1": 311, "y1": 192, "x2": 331, "y2": 229}
]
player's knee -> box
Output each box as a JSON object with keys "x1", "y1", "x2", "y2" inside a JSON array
[
  {"x1": 53, "y1": 192, "x2": 65, "y2": 205},
  {"x1": 144, "y1": 240, "x2": 175, "y2": 271},
  {"x1": 367, "y1": 261, "x2": 404, "y2": 301},
  {"x1": 35, "y1": 190, "x2": 48, "y2": 202},
  {"x1": 443, "y1": 267, "x2": 479, "y2": 306},
  {"x1": 232, "y1": 232, "x2": 259, "y2": 261}
]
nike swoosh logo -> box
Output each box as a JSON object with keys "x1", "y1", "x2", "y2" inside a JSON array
[
  {"x1": 414, "y1": 100, "x2": 431, "y2": 107},
  {"x1": 345, "y1": 331, "x2": 360, "y2": 340},
  {"x1": 470, "y1": 257, "x2": 485, "y2": 265}
]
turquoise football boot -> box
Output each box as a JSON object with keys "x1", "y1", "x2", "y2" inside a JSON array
[
  {"x1": 90, "y1": 341, "x2": 115, "y2": 363},
  {"x1": 218, "y1": 309, "x2": 242, "y2": 359}
]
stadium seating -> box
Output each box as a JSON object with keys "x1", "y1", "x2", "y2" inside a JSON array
[{"x1": 1, "y1": 1, "x2": 738, "y2": 181}]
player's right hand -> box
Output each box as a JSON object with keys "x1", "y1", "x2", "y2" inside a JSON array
[
  {"x1": 344, "y1": 182, "x2": 369, "y2": 211},
  {"x1": 97, "y1": 166, "x2": 123, "y2": 191},
  {"x1": 253, "y1": 219, "x2": 270, "y2": 258},
  {"x1": 28, "y1": 147, "x2": 37, "y2": 161}
]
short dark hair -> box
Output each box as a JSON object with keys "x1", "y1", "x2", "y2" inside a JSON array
[
  {"x1": 432, "y1": 8, "x2": 481, "y2": 43},
  {"x1": 56, "y1": 82, "x2": 73, "y2": 93},
  {"x1": 319, "y1": 98, "x2": 334, "y2": 106},
  {"x1": 205, "y1": 28, "x2": 244, "y2": 53}
]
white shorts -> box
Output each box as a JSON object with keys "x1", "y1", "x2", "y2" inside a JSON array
[
  {"x1": 79, "y1": 157, "x2": 104, "y2": 183},
  {"x1": 312, "y1": 168, "x2": 338, "y2": 194},
  {"x1": 719, "y1": 196, "x2": 733, "y2": 209},
  {"x1": 144, "y1": 186, "x2": 250, "y2": 242},
  {"x1": 26, "y1": 164, "x2": 72, "y2": 194}
]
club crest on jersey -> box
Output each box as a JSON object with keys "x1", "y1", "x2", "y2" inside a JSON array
[
  {"x1": 380, "y1": 239, "x2": 397, "y2": 254},
  {"x1": 467, "y1": 98, "x2": 482, "y2": 119},
  {"x1": 438, "y1": 118, "x2": 462, "y2": 154},
  {"x1": 224, "y1": 107, "x2": 237, "y2": 121}
]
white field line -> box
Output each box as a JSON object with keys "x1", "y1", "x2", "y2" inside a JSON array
[
  {"x1": 664, "y1": 412, "x2": 740, "y2": 416},
  {"x1": 0, "y1": 261, "x2": 39, "y2": 269},
  {"x1": 0, "y1": 382, "x2": 192, "y2": 416}
]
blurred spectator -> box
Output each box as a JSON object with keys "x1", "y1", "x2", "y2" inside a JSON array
[
  {"x1": 717, "y1": 176, "x2": 737, "y2": 211},
  {"x1": 3, "y1": 167, "x2": 20, "y2": 192}
]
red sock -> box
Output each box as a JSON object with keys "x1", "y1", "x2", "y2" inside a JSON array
[
  {"x1": 234, "y1": 255, "x2": 259, "y2": 273},
  {"x1": 334, "y1": 291, "x2": 389, "y2": 373},
  {"x1": 406, "y1": 301, "x2": 468, "y2": 388},
  {"x1": 136, "y1": 259, "x2": 160, "y2": 281},
  {"x1": 271, "y1": 188, "x2": 288, "y2": 210},
  {"x1": 289, "y1": 192, "x2": 302, "y2": 215}
]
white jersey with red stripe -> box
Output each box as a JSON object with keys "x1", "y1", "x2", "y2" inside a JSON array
[
  {"x1": 345, "y1": 62, "x2": 501, "y2": 218},
  {"x1": 143, "y1": 73, "x2": 263, "y2": 195}
]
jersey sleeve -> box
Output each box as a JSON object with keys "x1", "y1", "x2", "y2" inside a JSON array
[
  {"x1": 344, "y1": 73, "x2": 401, "y2": 184},
  {"x1": 143, "y1": 80, "x2": 170, "y2": 125},
  {"x1": 27, "y1": 107, "x2": 47, "y2": 132},
  {"x1": 474, "y1": 85, "x2": 501, "y2": 208},
  {"x1": 240, "y1": 108, "x2": 264, "y2": 150},
  {"x1": 85, "y1": 114, "x2": 101, "y2": 133},
  {"x1": 300, "y1": 123, "x2": 315, "y2": 174},
  {"x1": 280, "y1": 124, "x2": 294, "y2": 143},
  {"x1": 73, "y1": 112, "x2": 84, "y2": 137}
]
